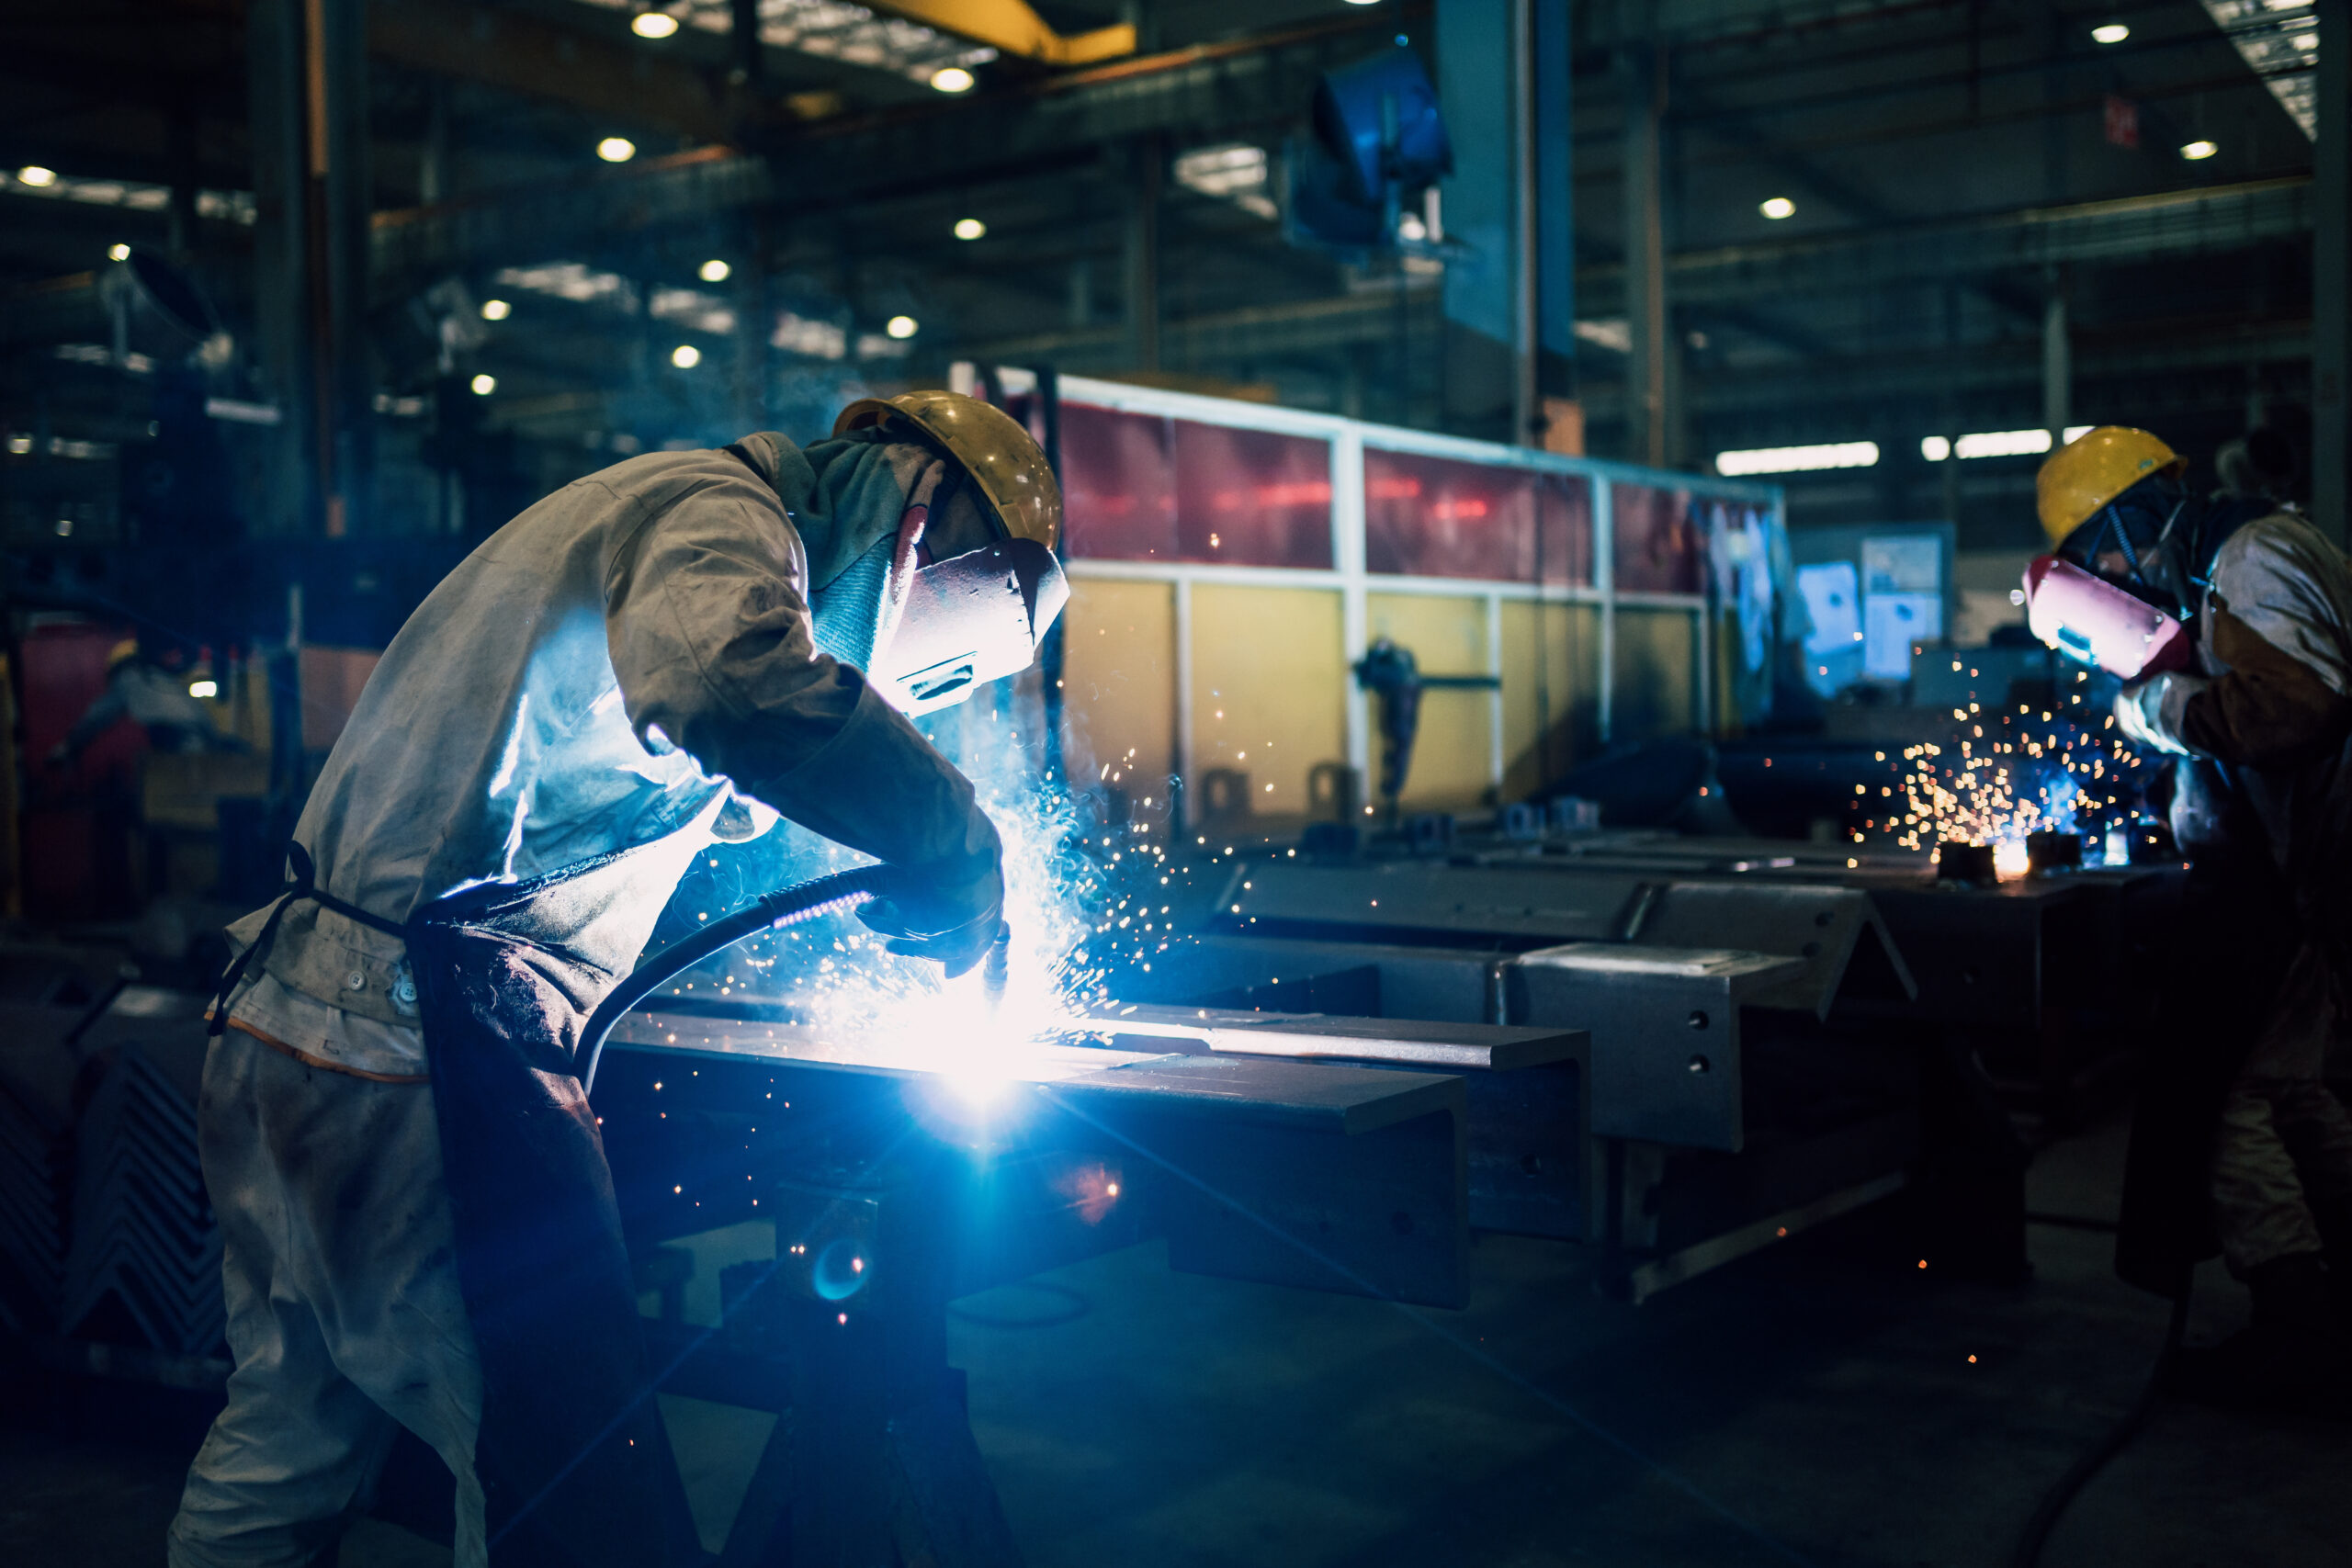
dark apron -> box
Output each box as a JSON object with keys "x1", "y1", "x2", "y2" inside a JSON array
[{"x1": 214, "y1": 846, "x2": 699, "y2": 1568}]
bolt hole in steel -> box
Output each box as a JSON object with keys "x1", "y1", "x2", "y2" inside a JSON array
[
  {"x1": 1815, "y1": 911, "x2": 1833, "y2": 927},
  {"x1": 812, "y1": 1238, "x2": 871, "y2": 1302},
  {"x1": 1688, "y1": 1055, "x2": 1712, "y2": 1075},
  {"x1": 1520, "y1": 1154, "x2": 1544, "y2": 1175},
  {"x1": 1802, "y1": 942, "x2": 1822, "y2": 957},
  {"x1": 1688, "y1": 1010, "x2": 1709, "y2": 1030}
]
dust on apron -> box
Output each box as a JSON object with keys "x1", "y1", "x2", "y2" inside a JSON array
[{"x1": 213, "y1": 844, "x2": 699, "y2": 1568}]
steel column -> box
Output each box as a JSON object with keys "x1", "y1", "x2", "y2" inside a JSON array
[{"x1": 2316, "y1": 0, "x2": 2349, "y2": 541}]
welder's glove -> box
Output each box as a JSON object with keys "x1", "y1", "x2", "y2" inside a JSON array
[
  {"x1": 2115, "y1": 672, "x2": 2201, "y2": 757},
  {"x1": 859, "y1": 855, "x2": 1005, "y2": 977}
]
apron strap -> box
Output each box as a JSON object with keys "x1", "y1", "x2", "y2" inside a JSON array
[{"x1": 207, "y1": 840, "x2": 409, "y2": 1038}]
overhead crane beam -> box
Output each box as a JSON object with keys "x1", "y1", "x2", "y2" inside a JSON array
[{"x1": 859, "y1": 0, "x2": 1135, "y2": 66}]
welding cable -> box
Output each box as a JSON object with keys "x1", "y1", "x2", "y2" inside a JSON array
[
  {"x1": 576, "y1": 864, "x2": 901, "y2": 1093},
  {"x1": 2007, "y1": 1283, "x2": 2193, "y2": 1568}
]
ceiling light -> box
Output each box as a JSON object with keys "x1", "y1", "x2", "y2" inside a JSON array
[
  {"x1": 596, "y1": 137, "x2": 638, "y2": 164},
  {"x1": 2295, "y1": 33, "x2": 2320, "y2": 53},
  {"x1": 953, "y1": 217, "x2": 986, "y2": 241},
  {"x1": 470, "y1": 374, "x2": 496, "y2": 395},
  {"x1": 1923, "y1": 428, "x2": 2054, "y2": 461},
  {"x1": 671, "y1": 344, "x2": 701, "y2": 368},
  {"x1": 107, "y1": 243, "x2": 130, "y2": 262},
  {"x1": 698, "y1": 258, "x2": 730, "y2": 282},
  {"x1": 1714, "y1": 441, "x2": 1878, "y2": 476},
  {"x1": 1345, "y1": 0, "x2": 1382, "y2": 6},
  {"x1": 2180, "y1": 139, "x2": 2219, "y2": 161},
  {"x1": 1759, "y1": 196, "x2": 1796, "y2": 220},
  {"x1": 886, "y1": 315, "x2": 919, "y2": 339},
  {"x1": 631, "y1": 11, "x2": 679, "y2": 38},
  {"x1": 187, "y1": 679, "x2": 219, "y2": 700},
  {"x1": 480, "y1": 299, "x2": 511, "y2": 321},
  {"x1": 2091, "y1": 22, "x2": 2129, "y2": 45},
  {"x1": 929, "y1": 66, "x2": 975, "y2": 93},
  {"x1": 16, "y1": 165, "x2": 56, "y2": 187},
  {"x1": 2063, "y1": 425, "x2": 2093, "y2": 444}
]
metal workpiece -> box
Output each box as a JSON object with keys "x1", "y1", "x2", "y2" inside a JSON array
[
  {"x1": 594, "y1": 1012, "x2": 1473, "y2": 1309},
  {"x1": 1147, "y1": 931, "x2": 1804, "y2": 1150},
  {"x1": 1214, "y1": 859, "x2": 1915, "y2": 1018},
  {"x1": 1508, "y1": 945, "x2": 1802, "y2": 1152},
  {"x1": 1078, "y1": 1004, "x2": 1593, "y2": 1242}
]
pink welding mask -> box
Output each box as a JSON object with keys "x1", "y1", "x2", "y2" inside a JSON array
[{"x1": 2021, "y1": 555, "x2": 2195, "y2": 681}]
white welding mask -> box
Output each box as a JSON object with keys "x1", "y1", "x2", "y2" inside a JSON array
[{"x1": 810, "y1": 501, "x2": 1069, "y2": 716}]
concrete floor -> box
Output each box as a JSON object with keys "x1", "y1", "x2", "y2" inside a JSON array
[{"x1": 6, "y1": 1108, "x2": 2349, "y2": 1568}]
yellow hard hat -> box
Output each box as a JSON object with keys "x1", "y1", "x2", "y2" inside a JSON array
[
  {"x1": 2035, "y1": 426, "x2": 2185, "y2": 545},
  {"x1": 832, "y1": 390, "x2": 1061, "y2": 552}
]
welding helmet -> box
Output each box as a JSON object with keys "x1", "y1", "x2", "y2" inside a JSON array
[
  {"x1": 2021, "y1": 427, "x2": 2198, "y2": 682},
  {"x1": 2035, "y1": 426, "x2": 2184, "y2": 546},
  {"x1": 825, "y1": 391, "x2": 1068, "y2": 715}
]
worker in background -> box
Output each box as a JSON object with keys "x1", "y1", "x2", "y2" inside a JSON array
[
  {"x1": 2030, "y1": 426, "x2": 2352, "y2": 1415},
  {"x1": 48, "y1": 631, "x2": 233, "y2": 764},
  {"x1": 166, "y1": 392, "x2": 1065, "y2": 1568}
]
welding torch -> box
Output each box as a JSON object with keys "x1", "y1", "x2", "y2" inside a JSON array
[{"x1": 573, "y1": 867, "x2": 1017, "y2": 1094}]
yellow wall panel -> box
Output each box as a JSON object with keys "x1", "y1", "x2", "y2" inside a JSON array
[
  {"x1": 1365, "y1": 592, "x2": 1492, "y2": 810},
  {"x1": 1190, "y1": 584, "x2": 1346, "y2": 819},
  {"x1": 1498, "y1": 600, "x2": 1600, "y2": 800},
  {"x1": 1611, "y1": 606, "x2": 1699, "y2": 741},
  {"x1": 1060, "y1": 578, "x2": 1176, "y2": 803}
]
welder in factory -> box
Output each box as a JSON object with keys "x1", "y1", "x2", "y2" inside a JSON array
[
  {"x1": 2029, "y1": 426, "x2": 2352, "y2": 1412},
  {"x1": 165, "y1": 391, "x2": 1066, "y2": 1568}
]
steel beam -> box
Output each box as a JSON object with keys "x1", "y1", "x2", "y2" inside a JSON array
[{"x1": 1577, "y1": 176, "x2": 2316, "y2": 312}]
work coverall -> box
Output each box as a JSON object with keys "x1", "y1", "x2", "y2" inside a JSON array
[
  {"x1": 2117, "y1": 509, "x2": 2352, "y2": 1286},
  {"x1": 169, "y1": 432, "x2": 1000, "y2": 1568}
]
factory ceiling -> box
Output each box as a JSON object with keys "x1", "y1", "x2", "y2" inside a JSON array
[{"x1": 0, "y1": 0, "x2": 2324, "y2": 549}]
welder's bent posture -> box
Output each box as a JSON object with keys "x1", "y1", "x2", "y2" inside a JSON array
[
  {"x1": 167, "y1": 393, "x2": 1064, "y2": 1568},
  {"x1": 2030, "y1": 427, "x2": 2352, "y2": 1409}
]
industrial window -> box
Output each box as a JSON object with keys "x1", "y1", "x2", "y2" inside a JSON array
[{"x1": 1364, "y1": 448, "x2": 1592, "y2": 586}]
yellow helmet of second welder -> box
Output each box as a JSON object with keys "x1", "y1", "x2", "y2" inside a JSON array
[
  {"x1": 2035, "y1": 426, "x2": 2186, "y2": 545},
  {"x1": 832, "y1": 390, "x2": 1061, "y2": 552}
]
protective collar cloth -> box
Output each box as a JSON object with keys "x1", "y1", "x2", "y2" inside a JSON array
[{"x1": 2021, "y1": 554, "x2": 2195, "y2": 681}]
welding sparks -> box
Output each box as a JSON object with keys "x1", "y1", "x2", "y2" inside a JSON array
[{"x1": 1858, "y1": 683, "x2": 2151, "y2": 871}]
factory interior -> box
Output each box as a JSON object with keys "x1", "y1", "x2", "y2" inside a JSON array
[{"x1": 8, "y1": 2, "x2": 2352, "y2": 1565}]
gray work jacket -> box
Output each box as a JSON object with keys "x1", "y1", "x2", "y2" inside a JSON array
[{"x1": 228, "y1": 434, "x2": 995, "y2": 1028}]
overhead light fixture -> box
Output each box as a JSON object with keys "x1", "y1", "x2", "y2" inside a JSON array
[
  {"x1": 2180, "y1": 139, "x2": 2219, "y2": 161},
  {"x1": 697, "y1": 258, "x2": 730, "y2": 282},
  {"x1": 929, "y1": 66, "x2": 975, "y2": 93},
  {"x1": 596, "y1": 137, "x2": 638, "y2": 163},
  {"x1": 107, "y1": 243, "x2": 130, "y2": 262},
  {"x1": 470, "y1": 373, "x2": 497, "y2": 395},
  {"x1": 1758, "y1": 196, "x2": 1796, "y2": 220},
  {"x1": 1921, "y1": 428, "x2": 2077, "y2": 462},
  {"x1": 1344, "y1": 0, "x2": 1382, "y2": 6},
  {"x1": 671, "y1": 344, "x2": 702, "y2": 368},
  {"x1": 16, "y1": 165, "x2": 57, "y2": 187},
  {"x1": 1713, "y1": 441, "x2": 1878, "y2": 476},
  {"x1": 886, "y1": 315, "x2": 919, "y2": 339},
  {"x1": 2091, "y1": 22, "x2": 2129, "y2": 45},
  {"x1": 187, "y1": 679, "x2": 219, "y2": 700},
  {"x1": 631, "y1": 10, "x2": 679, "y2": 38},
  {"x1": 953, "y1": 217, "x2": 986, "y2": 241},
  {"x1": 480, "y1": 299, "x2": 512, "y2": 321}
]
